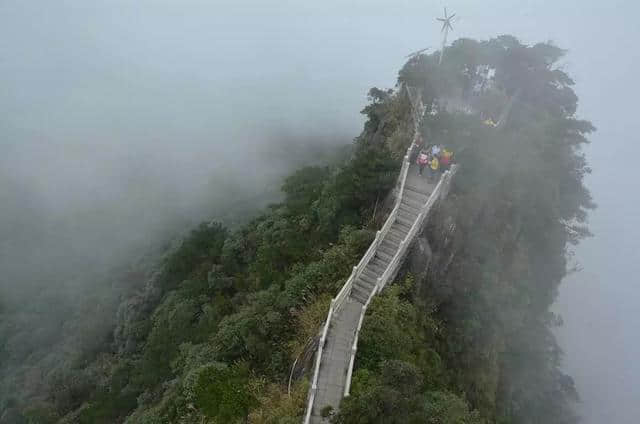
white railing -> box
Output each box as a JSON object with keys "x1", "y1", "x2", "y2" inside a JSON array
[
  {"x1": 343, "y1": 282, "x2": 378, "y2": 396},
  {"x1": 304, "y1": 298, "x2": 334, "y2": 424},
  {"x1": 342, "y1": 166, "x2": 458, "y2": 400},
  {"x1": 303, "y1": 85, "x2": 438, "y2": 423},
  {"x1": 332, "y1": 142, "x2": 416, "y2": 316},
  {"x1": 377, "y1": 166, "x2": 455, "y2": 290}
]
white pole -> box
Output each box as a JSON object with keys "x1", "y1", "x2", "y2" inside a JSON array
[{"x1": 439, "y1": 25, "x2": 448, "y2": 65}]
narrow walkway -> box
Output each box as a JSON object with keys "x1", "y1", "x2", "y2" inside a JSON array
[{"x1": 309, "y1": 161, "x2": 437, "y2": 423}]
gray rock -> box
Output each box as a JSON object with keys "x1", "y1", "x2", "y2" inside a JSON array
[{"x1": 408, "y1": 235, "x2": 432, "y2": 279}]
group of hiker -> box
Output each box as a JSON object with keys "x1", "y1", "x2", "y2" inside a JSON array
[{"x1": 415, "y1": 141, "x2": 454, "y2": 182}]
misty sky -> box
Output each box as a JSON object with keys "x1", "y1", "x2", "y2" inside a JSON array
[{"x1": 1, "y1": 1, "x2": 638, "y2": 422}]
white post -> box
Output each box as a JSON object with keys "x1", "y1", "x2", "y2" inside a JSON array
[
  {"x1": 304, "y1": 390, "x2": 315, "y2": 424},
  {"x1": 348, "y1": 266, "x2": 357, "y2": 296},
  {"x1": 439, "y1": 25, "x2": 448, "y2": 65},
  {"x1": 344, "y1": 351, "x2": 355, "y2": 397}
]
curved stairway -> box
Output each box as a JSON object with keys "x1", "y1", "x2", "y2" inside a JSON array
[
  {"x1": 303, "y1": 84, "x2": 457, "y2": 424},
  {"x1": 306, "y1": 161, "x2": 449, "y2": 423}
]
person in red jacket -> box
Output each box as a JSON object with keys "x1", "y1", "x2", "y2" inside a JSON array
[
  {"x1": 417, "y1": 150, "x2": 429, "y2": 176},
  {"x1": 411, "y1": 135, "x2": 425, "y2": 163}
]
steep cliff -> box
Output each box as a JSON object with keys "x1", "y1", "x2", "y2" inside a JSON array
[{"x1": 335, "y1": 36, "x2": 592, "y2": 424}]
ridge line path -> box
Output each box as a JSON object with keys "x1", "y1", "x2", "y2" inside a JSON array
[{"x1": 309, "y1": 160, "x2": 437, "y2": 423}]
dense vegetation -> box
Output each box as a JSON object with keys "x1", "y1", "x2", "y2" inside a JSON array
[
  {"x1": 0, "y1": 35, "x2": 593, "y2": 424},
  {"x1": 335, "y1": 36, "x2": 593, "y2": 424}
]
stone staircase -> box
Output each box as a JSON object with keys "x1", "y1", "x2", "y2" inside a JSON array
[
  {"x1": 349, "y1": 182, "x2": 432, "y2": 304},
  {"x1": 303, "y1": 83, "x2": 457, "y2": 424},
  {"x1": 307, "y1": 162, "x2": 440, "y2": 423}
]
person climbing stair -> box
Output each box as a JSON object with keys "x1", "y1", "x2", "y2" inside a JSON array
[
  {"x1": 429, "y1": 154, "x2": 440, "y2": 182},
  {"x1": 440, "y1": 148, "x2": 452, "y2": 171},
  {"x1": 417, "y1": 150, "x2": 429, "y2": 176}
]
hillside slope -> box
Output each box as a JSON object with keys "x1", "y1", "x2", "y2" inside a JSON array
[{"x1": 0, "y1": 35, "x2": 593, "y2": 424}]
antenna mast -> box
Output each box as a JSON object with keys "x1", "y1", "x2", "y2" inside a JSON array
[{"x1": 437, "y1": 7, "x2": 455, "y2": 65}]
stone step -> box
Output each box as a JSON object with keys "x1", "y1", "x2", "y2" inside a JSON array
[
  {"x1": 398, "y1": 209, "x2": 418, "y2": 223},
  {"x1": 359, "y1": 272, "x2": 377, "y2": 287},
  {"x1": 403, "y1": 191, "x2": 427, "y2": 204},
  {"x1": 380, "y1": 239, "x2": 400, "y2": 254},
  {"x1": 388, "y1": 229, "x2": 407, "y2": 243},
  {"x1": 394, "y1": 233, "x2": 407, "y2": 248},
  {"x1": 400, "y1": 203, "x2": 423, "y2": 217},
  {"x1": 378, "y1": 243, "x2": 396, "y2": 258},
  {"x1": 391, "y1": 221, "x2": 410, "y2": 234},
  {"x1": 374, "y1": 249, "x2": 392, "y2": 263},
  {"x1": 401, "y1": 196, "x2": 425, "y2": 210},
  {"x1": 394, "y1": 220, "x2": 412, "y2": 234},
  {"x1": 396, "y1": 216, "x2": 415, "y2": 229},
  {"x1": 399, "y1": 202, "x2": 421, "y2": 216},
  {"x1": 376, "y1": 249, "x2": 394, "y2": 263},
  {"x1": 381, "y1": 235, "x2": 400, "y2": 248},
  {"x1": 355, "y1": 278, "x2": 375, "y2": 293},
  {"x1": 403, "y1": 186, "x2": 429, "y2": 202},
  {"x1": 354, "y1": 278, "x2": 375, "y2": 294},
  {"x1": 362, "y1": 266, "x2": 381, "y2": 280},
  {"x1": 404, "y1": 184, "x2": 430, "y2": 197},
  {"x1": 385, "y1": 232, "x2": 403, "y2": 246},
  {"x1": 367, "y1": 260, "x2": 387, "y2": 275},
  {"x1": 351, "y1": 285, "x2": 368, "y2": 304}
]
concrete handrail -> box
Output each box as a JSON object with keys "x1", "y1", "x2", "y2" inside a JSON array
[
  {"x1": 377, "y1": 168, "x2": 453, "y2": 290},
  {"x1": 303, "y1": 86, "x2": 437, "y2": 423},
  {"x1": 334, "y1": 266, "x2": 357, "y2": 313},
  {"x1": 342, "y1": 173, "x2": 449, "y2": 403},
  {"x1": 303, "y1": 149, "x2": 416, "y2": 423},
  {"x1": 342, "y1": 167, "x2": 458, "y2": 404},
  {"x1": 335, "y1": 143, "x2": 415, "y2": 314},
  {"x1": 303, "y1": 391, "x2": 315, "y2": 424},
  {"x1": 311, "y1": 301, "x2": 334, "y2": 389},
  {"x1": 343, "y1": 283, "x2": 378, "y2": 397},
  {"x1": 305, "y1": 299, "x2": 335, "y2": 423}
]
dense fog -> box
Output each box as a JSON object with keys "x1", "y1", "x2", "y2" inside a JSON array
[
  {"x1": 1, "y1": 1, "x2": 638, "y2": 423},
  {"x1": 1, "y1": 1, "x2": 359, "y2": 302}
]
